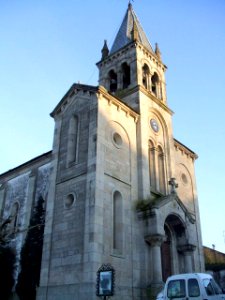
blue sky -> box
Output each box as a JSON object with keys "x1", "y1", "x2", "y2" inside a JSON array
[{"x1": 1, "y1": 0, "x2": 225, "y2": 252}]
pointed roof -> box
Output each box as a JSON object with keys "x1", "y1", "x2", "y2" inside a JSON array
[{"x1": 110, "y1": 3, "x2": 154, "y2": 54}]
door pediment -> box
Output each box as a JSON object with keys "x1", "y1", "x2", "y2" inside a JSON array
[{"x1": 151, "y1": 193, "x2": 196, "y2": 224}]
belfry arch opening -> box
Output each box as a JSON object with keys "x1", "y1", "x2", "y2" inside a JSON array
[
  {"x1": 121, "y1": 62, "x2": 130, "y2": 89},
  {"x1": 142, "y1": 64, "x2": 150, "y2": 89},
  {"x1": 151, "y1": 72, "x2": 160, "y2": 97},
  {"x1": 109, "y1": 69, "x2": 117, "y2": 93}
]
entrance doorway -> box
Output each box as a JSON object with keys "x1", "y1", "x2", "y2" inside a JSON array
[
  {"x1": 161, "y1": 225, "x2": 172, "y2": 282},
  {"x1": 161, "y1": 214, "x2": 186, "y2": 282}
]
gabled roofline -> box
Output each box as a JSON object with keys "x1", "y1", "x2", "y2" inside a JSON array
[
  {"x1": 50, "y1": 83, "x2": 99, "y2": 118},
  {"x1": 50, "y1": 83, "x2": 139, "y2": 121},
  {"x1": 152, "y1": 193, "x2": 196, "y2": 224},
  {"x1": 174, "y1": 138, "x2": 198, "y2": 160},
  {"x1": 0, "y1": 151, "x2": 52, "y2": 180}
]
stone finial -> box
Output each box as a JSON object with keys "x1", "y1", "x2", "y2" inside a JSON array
[
  {"x1": 168, "y1": 177, "x2": 178, "y2": 194},
  {"x1": 155, "y1": 43, "x2": 161, "y2": 60},
  {"x1": 128, "y1": 1, "x2": 133, "y2": 10},
  {"x1": 101, "y1": 40, "x2": 109, "y2": 60}
]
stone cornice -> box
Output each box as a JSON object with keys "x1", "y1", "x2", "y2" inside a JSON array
[
  {"x1": 97, "y1": 86, "x2": 139, "y2": 123},
  {"x1": 135, "y1": 41, "x2": 167, "y2": 71},
  {"x1": 177, "y1": 244, "x2": 196, "y2": 253},
  {"x1": 96, "y1": 42, "x2": 136, "y2": 68},
  {"x1": 119, "y1": 85, "x2": 173, "y2": 115},
  {"x1": 139, "y1": 85, "x2": 173, "y2": 115},
  {"x1": 97, "y1": 40, "x2": 167, "y2": 72},
  {"x1": 50, "y1": 83, "x2": 139, "y2": 123},
  {"x1": 174, "y1": 138, "x2": 198, "y2": 160}
]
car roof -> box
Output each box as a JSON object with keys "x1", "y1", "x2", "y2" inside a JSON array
[{"x1": 167, "y1": 273, "x2": 212, "y2": 281}]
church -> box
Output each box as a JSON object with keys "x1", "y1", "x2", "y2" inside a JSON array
[{"x1": 0, "y1": 4, "x2": 205, "y2": 300}]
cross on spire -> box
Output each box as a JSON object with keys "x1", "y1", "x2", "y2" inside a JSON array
[{"x1": 168, "y1": 177, "x2": 178, "y2": 194}]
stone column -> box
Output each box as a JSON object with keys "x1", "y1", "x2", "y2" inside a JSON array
[
  {"x1": 146, "y1": 234, "x2": 164, "y2": 284},
  {"x1": 145, "y1": 234, "x2": 165, "y2": 297},
  {"x1": 184, "y1": 252, "x2": 193, "y2": 273},
  {"x1": 178, "y1": 244, "x2": 196, "y2": 273},
  {"x1": 117, "y1": 70, "x2": 123, "y2": 90}
]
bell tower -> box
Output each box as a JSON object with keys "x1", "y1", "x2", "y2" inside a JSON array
[
  {"x1": 96, "y1": 6, "x2": 204, "y2": 291},
  {"x1": 97, "y1": 3, "x2": 168, "y2": 111}
]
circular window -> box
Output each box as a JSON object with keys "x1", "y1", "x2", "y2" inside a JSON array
[
  {"x1": 181, "y1": 173, "x2": 188, "y2": 185},
  {"x1": 65, "y1": 193, "x2": 75, "y2": 208},
  {"x1": 150, "y1": 118, "x2": 159, "y2": 133},
  {"x1": 112, "y1": 132, "x2": 123, "y2": 147}
]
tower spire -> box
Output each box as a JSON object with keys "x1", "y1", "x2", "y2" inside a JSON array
[{"x1": 110, "y1": 3, "x2": 154, "y2": 54}]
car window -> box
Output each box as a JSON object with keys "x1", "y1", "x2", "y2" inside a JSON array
[
  {"x1": 211, "y1": 278, "x2": 222, "y2": 294},
  {"x1": 203, "y1": 278, "x2": 215, "y2": 295},
  {"x1": 167, "y1": 279, "x2": 185, "y2": 298},
  {"x1": 188, "y1": 278, "x2": 200, "y2": 297}
]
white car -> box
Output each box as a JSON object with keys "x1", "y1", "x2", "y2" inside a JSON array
[{"x1": 157, "y1": 273, "x2": 225, "y2": 300}]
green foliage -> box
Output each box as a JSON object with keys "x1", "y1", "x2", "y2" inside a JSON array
[
  {"x1": 135, "y1": 198, "x2": 152, "y2": 211},
  {"x1": 135, "y1": 197, "x2": 160, "y2": 211},
  {"x1": 0, "y1": 245, "x2": 16, "y2": 299},
  {"x1": 16, "y1": 197, "x2": 45, "y2": 300}
]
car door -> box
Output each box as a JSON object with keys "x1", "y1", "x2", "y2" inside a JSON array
[
  {"x1": 166, "y1": 279, "x2": 186, "y2": 300},
  {"x1": 187, "y1": 278, "x2": 202, "y2": 300},
  {"x1": 203, "y1": 278, "x2": 225, "y2": 300}
]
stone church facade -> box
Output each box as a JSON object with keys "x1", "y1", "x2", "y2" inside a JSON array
[{"x1": 0, "y1": 4, "x2": 205, "y2": 300}]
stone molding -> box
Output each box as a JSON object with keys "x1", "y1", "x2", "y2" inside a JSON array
[
  {"x1": 177, "y1": 243, "x2": 196, "y2": 254},
  {"x1": 145, "y1": 234, "x2": 165, "y2": 246}
]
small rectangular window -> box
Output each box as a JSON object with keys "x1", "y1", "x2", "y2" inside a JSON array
[
  {"x1": 188, "y1": 278, "x2": 200, "y2": 297},
  {"x1": 167, "y1": 280, "x2": 185, "y2": 298}
]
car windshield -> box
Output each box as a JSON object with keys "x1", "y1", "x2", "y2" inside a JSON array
[{"x1": 167, "y1": 279, "x2": 185, "y2": 298}]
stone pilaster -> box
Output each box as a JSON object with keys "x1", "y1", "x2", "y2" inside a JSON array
[
  {"x1": 178, "y1": 244, "x2": 196, "y2": 273},
  {"x1": 22, "y1": 170, "x2": 37, "y2": 241},
  {"x1": 146, "y1": 234, "x2": 164, "y2": 284},
  {"x1": 145, "y1": 234, "x2": 165, "y2": 297}
]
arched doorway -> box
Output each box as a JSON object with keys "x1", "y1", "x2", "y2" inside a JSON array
[
  {"x1": 161, "y1": 214, "x2": 186, "y2": 282},
  {"x1": 161, "y1": 225, "x2": 172, "y2": 282}
]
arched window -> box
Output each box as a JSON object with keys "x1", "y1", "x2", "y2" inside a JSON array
[
  {"x1": 113, "y1": 191, "x2": 123, "y2": 254},
  {"x1": 142, "y1": 64, "x2": 150, "y2": 89},
  {"x1": 149, "y1": 140, "x2": 156, "y2": 190},
  {"x1": 109, "y1": 70, "x2": 117, "y2": 93},
  {"x1": 151, "y1": 72, "x2": 160, "y2": 97},
  {"x1": 158, "y1": 146, "x2": 166, "y2": 194},
  {"x1": 11, "y1": 202, "x2": 19, "y2": 231},
  {"x1": 67, "y1": 115, "x2": 79, "y2": 165},
  {"x1": 121, "y1": 62, "x2": 130, "y2": 89}
]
